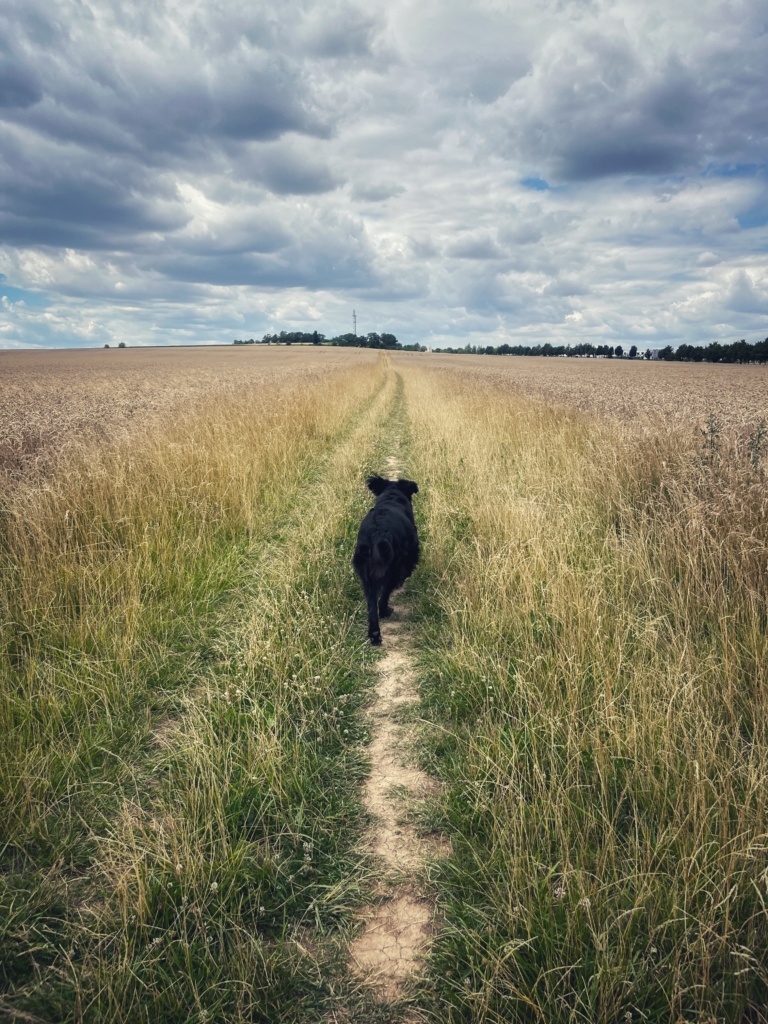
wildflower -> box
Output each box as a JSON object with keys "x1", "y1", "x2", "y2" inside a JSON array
[
  {"x1": 553, "y1": 883, "x2": 566, "y2": 900},
  {"x1": 175, "y1": 863, "x2": 182, "y2": 874},
  {"x1": 210, "y1": 881, "x2": 218, "y2": 893},
  {"x1": 578, "y1": 896, "x2": 591, "y2": 910}
]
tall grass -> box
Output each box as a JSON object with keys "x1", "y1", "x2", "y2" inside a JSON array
[
  {"x1": 5, "y1": 351, "x2": 767, "y2": 1021},
  {"x1": 0, "y1": 360, "x2": 397, "y2": 1021},
  {"x1": 402, "y1": 366, "x2": 768, "y2": 1022}
]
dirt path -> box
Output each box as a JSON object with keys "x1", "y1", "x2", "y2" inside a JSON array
[{"x1": 349, "y1": 453, "x2": 448, "y2": 1004}]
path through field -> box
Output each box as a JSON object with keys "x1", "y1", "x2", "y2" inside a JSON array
[{"x1": 349, "y1": 451, "x2": 447, "y2": 1005}]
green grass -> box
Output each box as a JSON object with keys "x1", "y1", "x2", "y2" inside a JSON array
[
  {"x1": 402, "y1": 365, "x2": 768, "y2": 1023},
  {"x1": 0, "y1": 360, "x2": 407, "y2": 1021}
]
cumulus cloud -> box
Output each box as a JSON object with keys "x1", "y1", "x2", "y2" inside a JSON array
[
  {"x1": 0, "y1": 0, "x2": 767, "y2": 349},
  {"x1": 725, "y1": 269, "x2": 768, "y2": 315}
]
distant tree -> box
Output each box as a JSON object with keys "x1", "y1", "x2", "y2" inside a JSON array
[
  {"x1": 313, "y1": 330, "x2": 320, "y2": 345},
  {"x1": 615, "y1": 345, "x2": 623, "y2": 358},
  {"x1": 629, "y1": 345, "x2": 637, "y2": 359},
  {"x1": 118, "y1": 342, "x2": 126, "y2": 348},
  {"x1": 644, "y1": 349, "x2": 652, "y2": 359},
  {"x1": 658, "y1": 345, "x2": 674, "y2": 361},
  {"x1": 104, "y1": 343, "x2": 110, "y2": 348}
]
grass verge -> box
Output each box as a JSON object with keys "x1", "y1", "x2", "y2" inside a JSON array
[
  {"x1": 402, "y1": 364, "x2": 768, "y2": 1023},
  {"x1": 0, "y1": 358, "x2": 398, "y2": 1021}
]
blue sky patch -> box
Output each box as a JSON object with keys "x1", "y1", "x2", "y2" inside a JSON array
[
  {"x1": 737, "y1": 204, "x2": 768, "y2": 229},
  {"x1": 520, "y1": 177, "x2": 550, "y2": 191},
  {"x1": 0, "y1": 276, "x2": 50, "y2": 309},
  {"x1": 704, "y1": 163, "x2": 763, "y2": 179}
]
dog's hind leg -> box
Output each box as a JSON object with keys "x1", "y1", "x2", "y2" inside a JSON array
[
  {"x1": 365, "y1": 582, "x2": 382, "y2": 645},
  {"x1": 378, "y1": 575, "x2": 396, "y2": 619}
]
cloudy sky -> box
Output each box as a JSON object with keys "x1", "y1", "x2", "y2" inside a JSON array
[{"x1": 1, "y1": 0, "x2": 767, "y2": 349}]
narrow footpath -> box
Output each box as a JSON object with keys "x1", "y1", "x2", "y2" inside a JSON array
[{"x1": 349, "y1": 453, "x2": 449, "y2": 1005}]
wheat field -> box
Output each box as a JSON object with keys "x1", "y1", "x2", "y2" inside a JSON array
[
  {"x1": 415, "y1": 352, "x2": 768, "y2": 433},
  {"x1": 1, "y1": 347, "x2": 767, "y2": 1023},
  {"x1": 0, "y1": 346, "x2": 377, "y2": 483}
]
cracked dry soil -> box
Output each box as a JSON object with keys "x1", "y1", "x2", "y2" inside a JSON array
[{"x1": 349, "y1": 457, "x2": 448, "y2": 1004}]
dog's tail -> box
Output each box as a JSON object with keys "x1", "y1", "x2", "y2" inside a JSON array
[
  {"x1": 354, "y1": 538, "x2": 393, "y2": 581},
  {"x1": 371, "y1": 538, "x2": 393, "y2": 577}
]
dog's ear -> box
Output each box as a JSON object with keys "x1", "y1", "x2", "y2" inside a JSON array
[
  {"x1": 366, "y1": 474, "x2": 389, "y2": 496},
  {"x1": 396, "y1": 478, "x2": 419, "y2": 498}
]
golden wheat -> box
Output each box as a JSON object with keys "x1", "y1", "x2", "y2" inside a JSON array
[
  {"x1": 0, "y1": 346, "x2": 378, "y2": 484},
  {"x1": 398, "y1": 351, "x2": 768, "y2": 434}
]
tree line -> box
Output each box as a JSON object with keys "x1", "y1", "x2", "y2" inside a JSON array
[
  {"x1": 434, "y1": 337, "x2": 768, "y2": 363},
  {"x1": 233, "y1": 330, "x2": 426, "y2": 351},
  {"x1": 655, "y1": 338, "x2": 768, "y2": 363}
]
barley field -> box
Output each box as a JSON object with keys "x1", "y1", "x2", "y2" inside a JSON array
[{"x1": 1, "y1": 347, "x2": 767, "y2": 1023}]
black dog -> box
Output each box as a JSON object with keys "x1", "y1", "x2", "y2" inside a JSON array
[{"x1": 352, "y1": 475, "x2": 420, "y2": 645}]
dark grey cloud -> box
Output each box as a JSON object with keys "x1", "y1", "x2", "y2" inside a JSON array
[
  {"x1": 156, "y1": 244, "x2": 377, "y2": 290},
  {"x1": 446, "y1": 235, "x2": 505, "y2": 260},
  {"x1": 300, "y1": 4, "x2": 381, "y2": 58},
  {"x1": 351, "y1": 181, "x2": 405, "y2": 202},
  {"x1": 497, "y1": 24, "x2": 768, "y2": 183},
  {"x1": 0, "y1": 0, "x2": 333, "y2": 162},
  {"x1": 0, "y1": 57, "x2": 43, "y2": 108},
  {"x1": 257, "y1": 147, "x2": 341, "y2": 196}
]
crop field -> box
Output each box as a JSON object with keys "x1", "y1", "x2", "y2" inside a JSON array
[
  {"x1": 1, "y1": 347, "x2": 767, "y2": 1023},
  {"x1": 0, "y1": 346, "x2": 377, "y2": 484},
  {"x1": 417, "y1": 352, "x2": 768, "y2": 432}
]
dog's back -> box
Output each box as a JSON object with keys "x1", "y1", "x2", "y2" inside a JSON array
[{"x1": 353, "y1": 475, "x2": 419, "y2": 644}]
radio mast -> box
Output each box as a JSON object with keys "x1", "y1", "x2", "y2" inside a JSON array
[{"x1": 353, "y1": 309, "x2": 357, "y2": 336}]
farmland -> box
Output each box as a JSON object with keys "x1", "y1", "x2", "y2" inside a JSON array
[
  {"x1": 415, "y1": 352, "x2": 768, "y2": 432},
  {"x1": 2, "y1": 347, "x2": 767, "y2": 1022},
  {"x1": 0, "y1": 346, "x2": 377, "y2": 483}
]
